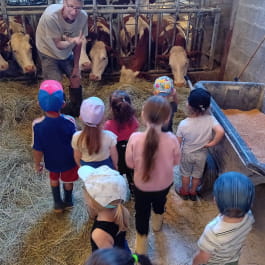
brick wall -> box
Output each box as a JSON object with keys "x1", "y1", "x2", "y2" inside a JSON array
[{"x1": 224, "y1": 0, "x2": 265, "y2": 82}]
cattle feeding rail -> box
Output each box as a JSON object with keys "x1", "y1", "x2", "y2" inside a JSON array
[{"x1": 0, "y1": 0, "x2": 221, "y2": 79}]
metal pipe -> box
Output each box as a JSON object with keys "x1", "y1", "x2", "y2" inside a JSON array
[
  {"x1": 208, "y1": 11, "x2": 220, "y2": 70},
  {"x1": 0, "y1": 6, "x2": 221, "y2": 16}
]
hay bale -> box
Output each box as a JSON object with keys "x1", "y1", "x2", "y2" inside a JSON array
[{"x1": 0, "y1": 78, "x2": 189, "y2": 265}]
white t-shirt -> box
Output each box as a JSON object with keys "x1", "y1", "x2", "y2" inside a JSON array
[
  {"x1": 176, "y1": 114, "x2": 219, "y2": 153},
  {"x1": 198, "y1": 211, "x2": 254, "y2": 265},
  {"x1": 36, "y1": 4, "x2": 88, "y2": 59},
  {"x1": 71, "y1": 130, "x2": 117, "y2": 162}
]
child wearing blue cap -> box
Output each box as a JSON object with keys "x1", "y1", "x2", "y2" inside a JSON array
[
  {"x1": 192, "y1": 171, "x2": 255, "y2": 265},
  {"x1": 153, "y1": 76, "x2": 178, "y2": 132},
  {"x1": 32, "y1": 80, "x2": 78, "y2": 213},
  {"x1": 176, "y1": 88, "x2": 224, "y2": 201}
]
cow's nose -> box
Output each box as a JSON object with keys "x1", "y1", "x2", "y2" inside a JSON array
[
  {"x1": 89, "y1": 73, "x2": 100, "y2": 81},
  {"x1": 24, "y1": 65, "x2": 36, "y2": 73},
  {"x1": 174, "y1": 82, "x2": 185, "y2": 88},
  {"x1": 0, "y1": 63, "x2": 8, "y2": 71}
]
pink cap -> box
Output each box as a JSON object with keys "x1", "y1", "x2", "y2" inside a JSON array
[{"x1": 38, "y1": 80, "x2": 64, "y2": 112}]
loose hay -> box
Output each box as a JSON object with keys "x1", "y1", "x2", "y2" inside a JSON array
[{"x1": 0, "y1": 77, "x2": 197, "y2": 265}]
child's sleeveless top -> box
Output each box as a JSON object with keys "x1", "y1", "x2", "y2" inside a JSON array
[{"x1": 90, "y1": 220, "x2": 126, "y2": 251}]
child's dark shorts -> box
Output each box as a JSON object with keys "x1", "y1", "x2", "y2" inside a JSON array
[{"x1": 49, "y1": 166, "x2": 79, "y2": 182}]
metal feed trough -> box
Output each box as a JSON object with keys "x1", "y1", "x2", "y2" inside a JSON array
[
  {"x1": 0, "y1": 0, "x2": 221, "y2": 77},
  {"x1": 195, "y1": 81, "x2": 265, "y2": 186}
]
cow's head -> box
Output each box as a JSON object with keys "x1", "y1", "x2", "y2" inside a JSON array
[
  {"x1": 119, "y1": 65, "x2": 139, "y2": 84},
  {"x1": 89, "y1": 41, "x2": 109, "y2": 81},
  {"x1": 10, "y1": 33, "x2": 36, "y2": 74},
  {"x1": 169, "y1": 45, "x2": 189, "y2": 87}
]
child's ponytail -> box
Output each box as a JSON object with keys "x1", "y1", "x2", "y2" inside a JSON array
[
  {"x1": 141, "y1": 96, "x2": 171, "y2": 182},
  {"x1": 142, "y1": 126, "x2": 159, "y2": 182},
  {"x1": 114, "y1": 203, "x2": 129, "y2": 233}
]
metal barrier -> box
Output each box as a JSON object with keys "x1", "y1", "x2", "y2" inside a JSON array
[{"x1": 0, "y1": 0, "x2": 221, "y2": 76}]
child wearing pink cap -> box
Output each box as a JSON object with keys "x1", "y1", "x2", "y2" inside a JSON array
[
  {"x1": 71, "y1": 97, "x2": 118, "y2": 169},
  {"x1": 32, "y1": 80, "x2": 78, "y2": 213}
]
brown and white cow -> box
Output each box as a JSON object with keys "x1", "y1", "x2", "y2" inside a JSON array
[
  {"x1": 80, "y1": 16, "x2": 116, "y2": 81},
  {"x1": 0, "y1": 16, "x2": 36, "y2": 74},
  {"x1": 119, "y1": 15, "x2": 150, "y2": 83},
  {"x1": 152, "y1": 15, "x2": 189, "y2": 87}
]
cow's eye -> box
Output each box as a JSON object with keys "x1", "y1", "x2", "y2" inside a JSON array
[{"x1": 102, "y1": 57, "x2": 106, "y2": 60}]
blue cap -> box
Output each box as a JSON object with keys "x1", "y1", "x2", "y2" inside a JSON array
[
  {"x1": 214, "y1": 172, "x2": 254, "y2": 215},
  {"x1": 38, "y1": 80, "x2": 64, "y2": 112}
]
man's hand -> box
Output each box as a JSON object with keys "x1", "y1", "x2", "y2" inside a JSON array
[
  {"x1": 63, "y1": 31, "x2": 84, "y2": 46},
  {"x1": 70, "y1": 67, "x2": 81, "y2": 88}
]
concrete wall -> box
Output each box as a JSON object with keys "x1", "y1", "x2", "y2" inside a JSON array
[{"x1": 224, "y1": 0, "x2": 265, "y2": 82}]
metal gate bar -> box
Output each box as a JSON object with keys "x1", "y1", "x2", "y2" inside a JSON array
[{"x1": 0, "y1": 0, "x2": 221, "y2": 73}]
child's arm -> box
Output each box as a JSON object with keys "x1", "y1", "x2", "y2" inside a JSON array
[
  {"x1": 92, "y1": 229, "x2": 114, "y2": 249},
  {"x1": 33, "y1": 149, "x2": 44, "y2": 172},
  {"x1": 110, "y1": 145, "x2": 118, "y2": 170},
  {"x1": 192, "y1": 249, "x2": 211, "y2": 265},
  {"x1": 73, "y1": 149, "x2": 82, "y2": 167},
  {"x1": 204, "y1": 124, "x2": 225, "y2": 148}
]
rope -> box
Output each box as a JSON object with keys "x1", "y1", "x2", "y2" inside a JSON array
[{"x1": 236, "y1": 35, "x2": 265, "y2": 81}]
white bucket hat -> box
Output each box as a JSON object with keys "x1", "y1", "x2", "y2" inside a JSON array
[{"x1": 78, "y1": 165, "x2": 129, "y2": 208}]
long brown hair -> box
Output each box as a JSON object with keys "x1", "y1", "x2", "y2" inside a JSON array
[
  {"x1": 142, "y1": 96, "x2": 171, "y2": 182},
  {"x1": 109, "y1": 90, "x2": 135, "y2": 129},
  {"x1": 77, "y1": 125, "x2": 101, "y2": 155}
]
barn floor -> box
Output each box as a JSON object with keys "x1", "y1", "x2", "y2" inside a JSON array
[{"x1": 0, "y1": 77, "x2": 264, "y2": 265}]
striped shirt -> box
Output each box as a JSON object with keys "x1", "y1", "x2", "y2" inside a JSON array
[{"x1": 198, "y1": 211, "x2": 254, "y2": 265}]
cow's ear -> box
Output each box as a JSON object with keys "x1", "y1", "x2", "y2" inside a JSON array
[{"x1": 121, "y1": 65, "x2": 126, "y2": 71}]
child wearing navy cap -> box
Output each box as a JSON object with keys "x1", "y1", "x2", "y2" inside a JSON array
[
  {"x1": 153, "y1": 76, "x2": 178, "y2": 132},
  {"x1": 175, "y1": 88, "x2": 224, "y2": 201},
  {"x1": 32, "y1": 80, "x2": 78, "y2": 213},
  {"x1": 193, "y1": 171, "x2": 255, "y2": 265}
]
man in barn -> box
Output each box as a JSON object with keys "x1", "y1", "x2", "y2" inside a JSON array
[{"x1": 36, "y1": 0, "x2": 88, "y2": 117}]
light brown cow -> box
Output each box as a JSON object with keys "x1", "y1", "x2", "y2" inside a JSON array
[
  {"x1": 152, "y1": 15, "x2": 189, "y2": 87},
  {"x1": 119, "y1": 15, "x2": 150, "y2": 83},
  {"x1": 0, "y1": 16, "x2": 36, "y2": 74}
]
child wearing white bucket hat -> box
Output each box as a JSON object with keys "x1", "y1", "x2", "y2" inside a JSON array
[
  {"x1": 78, "y1": 165, "x2": 130, "y2": 252},
  {"x1": 71, "y1": 97, "x2": 118, "y2": 169}
]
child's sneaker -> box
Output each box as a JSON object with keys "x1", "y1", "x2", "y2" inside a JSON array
[{"x1": 175, "y1": 187, "x2": 189, "y2": 200}]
